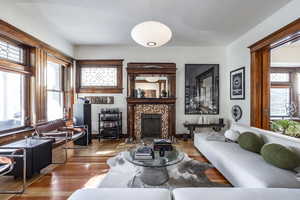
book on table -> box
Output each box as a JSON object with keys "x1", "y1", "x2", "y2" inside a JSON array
[{"x1": 134, "y1": 146, "x2": 154, "y2": 160}]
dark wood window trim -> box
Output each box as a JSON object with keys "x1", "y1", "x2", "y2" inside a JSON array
[
  {"x1": 0, "y1": 19, "x2": 72, "y2": 64},
  {"x1": 76, "y1": 59, "x2": 124, "y2": 94},
  {"x1": 0, "y1": 35, "x2": 31, "y2": 134},
  {"x1": 46, "y1": 56, "x2": 66, "y2": 121},
  {"x1": 249, "y1": 18, "x2": 300, "y2": 129},
  {"x1": 0, "y1": 19, "x2": 74, "y2": 135},
  {"x1": 0, "y1": 34, "x2": 31, "y2": 75}
]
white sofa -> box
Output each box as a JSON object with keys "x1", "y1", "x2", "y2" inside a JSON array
[
  {"x1": 173, "y1": 188, "x2": 300, "y2": 200},
  {"x1": 68, "y1": 188, "x2": 171, "y2": 200},
  {"x1": 68, "y1": 188, "x2": 300, "y2": 200},
  {"x1": 194, "y1": 123, "x2": 300, "y2": 188}
]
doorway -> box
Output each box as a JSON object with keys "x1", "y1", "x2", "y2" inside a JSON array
[
  {"x1": 249, "y1": 18, "x2": 300, "y2": 130},
  {"x1": 269, "y1": 38, "x2": 300, "y2": 138}
]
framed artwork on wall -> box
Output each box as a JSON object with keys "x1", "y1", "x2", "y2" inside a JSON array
[
  {"x1": 84, "y1": 96, "x2": 114, "y2": 104},
  {"x1": 185, "y1": 64, "x2": 219, "y2": 115},
  {"x1": 230, "y1": 67, "x2": 245, "y2": 100}
]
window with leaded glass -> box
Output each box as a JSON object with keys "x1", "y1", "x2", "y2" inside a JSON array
[
  {"x1": 81, "y1": 67, "x2": 117, "y2": 87},
  {"x1": 0, "y1": 37, "x2": 25, "y2": 64},
  {"x1": 0, "y1": 36, "x2": 30, "y2": 133},
  {"x1": 77, "y1": 60, "x2": 123, "y2": 93},
  {"x1": 270, "y1": 73, "x2": 290, "y2": 82}
]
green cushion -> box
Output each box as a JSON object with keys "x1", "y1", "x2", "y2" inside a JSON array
[
  {"x1": 238, "y1": 132, "x2": 264, "y2": 153},
  {"x1": 261, "y1": 143, "x2": 300, "y2": 170}
]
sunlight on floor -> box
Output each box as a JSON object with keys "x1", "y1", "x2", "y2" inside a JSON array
[{"x1": 95, "y1": 150, "x2": 114, "y2": 155}]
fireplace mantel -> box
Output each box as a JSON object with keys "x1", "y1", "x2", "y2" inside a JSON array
[
  {"x1": 126, "y1": 62, "x2": 177, "y2": 140},
  {"x1": 127, "y1": 97, "x2": 176, "y2": 104}
]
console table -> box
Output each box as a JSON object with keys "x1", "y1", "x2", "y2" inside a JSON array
[
  {"x1": 183, "y1": 123, "x2": 225, "y2": 139},
  {"x1": 2, "y1": 138, "x2": 53, "y2": 178}
]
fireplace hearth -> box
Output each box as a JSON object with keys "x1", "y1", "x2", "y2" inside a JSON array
[{"x1": 141, "y1": 114, "x2": 162, "y2": 138}]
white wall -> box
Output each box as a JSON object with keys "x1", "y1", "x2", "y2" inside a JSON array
[
  {"x1": 0, "y1": 1, "x2": 74, "y2": 56},
  {"x1": 225, "y1": 0, "x2": 300, "y2": 125},
  {"x1": 75, "y1": 46, "x2": 227, "y2": 134}
]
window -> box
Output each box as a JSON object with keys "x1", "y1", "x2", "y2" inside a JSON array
[
  {"x1": 270, "y1": 71, "x2": 294, "y2": 118},
  {"x1": 77, "y1": 60, "x2": 123, "y2": 93},
  {"x1": 47, "y1": 61, "x2": 64, "y2": 121},
  {"x1": 81, "y1": 67, "x2": 117, "y2": 87},
  {"x1": 270, "y1": 73, "x2": 290, "y2": 82},
  {"x1": 0, "y1": 71, "x2": 25, "y2": 131},
  {"x1": 0, "y1": 38, "x2": 25, "y2": 64},
  {"x1": 270, "y1": 88, "x2": 290, "y2": 116}
]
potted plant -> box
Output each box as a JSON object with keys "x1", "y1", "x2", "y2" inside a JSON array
[{"x1": 271, "y1": 120, "x2": 300, "y2": 137}]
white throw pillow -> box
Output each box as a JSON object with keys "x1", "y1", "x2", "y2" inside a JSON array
[{"x1": 224, "y1": 129, "x2": 240, "y2": 142}]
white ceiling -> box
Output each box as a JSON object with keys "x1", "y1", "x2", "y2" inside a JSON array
[{"x1": 5, "y1": 0, "x2": 291, "y2": 46}]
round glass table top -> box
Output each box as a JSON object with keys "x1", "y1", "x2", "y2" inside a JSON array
[{"x1": 123, "y1": 147, "x2": 185, "y2": 168}]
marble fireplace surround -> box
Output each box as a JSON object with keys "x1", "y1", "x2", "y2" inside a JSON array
[{"x1": 134, "y1": 104, "x2": 169, "y2": 140}]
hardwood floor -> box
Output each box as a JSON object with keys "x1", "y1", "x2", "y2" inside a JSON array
[{"x1": 0, "y1": 139, "x2": 230, "y2": 200}]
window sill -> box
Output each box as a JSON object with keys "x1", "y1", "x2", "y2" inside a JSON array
[
  {"x1": 0, "y1": 126, "x2": 34, "y2": 138},
  {"x1": 78, "y1": 87, "x2": 123, "y2": 94}
]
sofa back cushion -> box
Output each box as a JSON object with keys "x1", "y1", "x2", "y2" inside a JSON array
[
  {"x1": 35, "y1": 119, "x2": 66, "y2": 134},
  {"x1": 261, "y1": 143, "x2": 300, "y2": 170},
  {"x1": 231, "y1": 123, "x2": 300, "y2": 157},
  {"x1": 238, "y1": 132, "x2": 264, "y2": 153}
]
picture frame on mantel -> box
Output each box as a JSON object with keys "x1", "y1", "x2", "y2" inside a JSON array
[{"x1": 230, "y1": 67, "x2": 245, "y2": 100}]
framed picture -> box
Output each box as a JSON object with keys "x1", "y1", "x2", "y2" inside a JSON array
[
  {"x1": 185, "y1": 64, "x2": 219, "y2": 115},
  {"x1": 85, "y1": 96, "x2": 114, "y2": 104},
  {"x1": 230, "y1": 67, "x2": 245, "y2": 100}
]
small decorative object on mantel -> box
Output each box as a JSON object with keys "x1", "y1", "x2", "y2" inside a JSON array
[
  {"x1": 85, "y1": 96, "x2": 114, "y2": 104},
  {"x1": 230, "y1": 67, "x2": 245, "y2": 100},
  {"x1": 231, "y1": 105, "x2": 242, "y2": 122},
  {"x1": 161, "y1": 90, "x2": 168, "y2": 98}
]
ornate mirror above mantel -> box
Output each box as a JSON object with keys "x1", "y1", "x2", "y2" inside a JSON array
[{"x1": 126, "y1": 63, "x2": 177, "y2": 140}]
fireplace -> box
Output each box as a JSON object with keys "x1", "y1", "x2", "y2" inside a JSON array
[
  {"x1": 126, "y1": 62, "x2": 177, "y2": 140},
  {"x1": 141, "y1": 114, "x2": 162, "y2": 138}
]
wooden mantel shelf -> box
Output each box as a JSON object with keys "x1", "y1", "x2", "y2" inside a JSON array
[{"x1": 127, "y1": 97, "x2": 176, "y2": 104}]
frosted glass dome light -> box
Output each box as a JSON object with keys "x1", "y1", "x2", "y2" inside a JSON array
[{"x1": 131, "y1": 21, "x2": 172, "y2": 48}]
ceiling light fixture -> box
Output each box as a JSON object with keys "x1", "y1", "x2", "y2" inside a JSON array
[{"x1": 131, "y1": 21, "x2": 172, "y2": 48}]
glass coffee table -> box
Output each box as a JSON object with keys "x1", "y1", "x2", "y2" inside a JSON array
[{"x1": 123, "y1": 147, "x2": 185, "y2": 186}]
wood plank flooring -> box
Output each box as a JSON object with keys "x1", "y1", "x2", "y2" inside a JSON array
[{"x1": 0, "y1": 139, "x2": 230, "y2": 200}]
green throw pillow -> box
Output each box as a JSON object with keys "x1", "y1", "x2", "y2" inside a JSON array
[
  {"x1": 238, "y1": 132, "x2": 264, "y2": 153},
  {"x1": 261, "y1": 143, "x2": 300, "y2": 170}
]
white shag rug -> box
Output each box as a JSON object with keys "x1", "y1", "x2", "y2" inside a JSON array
[{"x1": 97, "y1": 152, "x2": 230, "y2": 189}]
